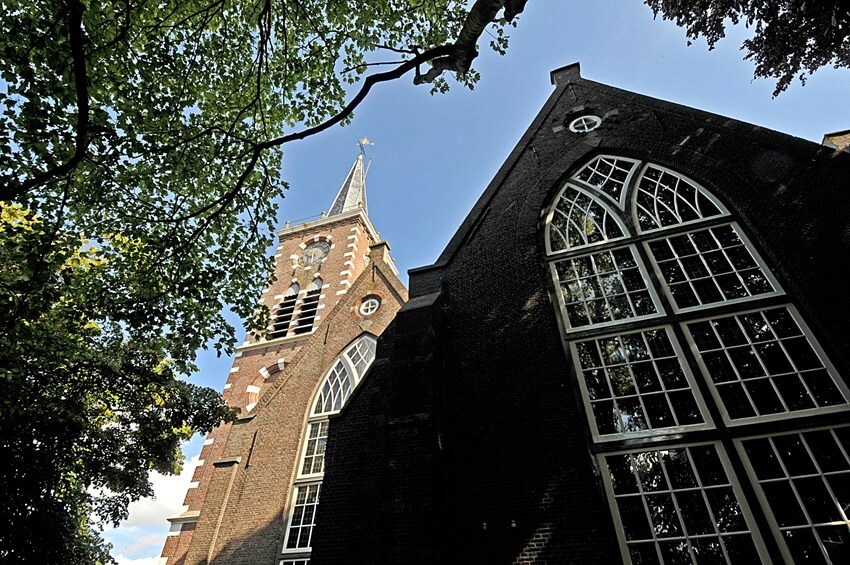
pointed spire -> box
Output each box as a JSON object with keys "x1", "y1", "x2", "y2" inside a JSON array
[{"x1": 329, "y1": 152, "x2": 368, "y2": 217}]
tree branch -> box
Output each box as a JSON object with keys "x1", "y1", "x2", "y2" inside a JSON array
[
  {"x1": 2, "y1": 0, "x2": 90, "y2": 201},
  {"x1": 415, "y1": 0, "x2": 529, "y2": 84},
  {"x1": 257, "y1": 44, "x2": 453, "y2": 150}
]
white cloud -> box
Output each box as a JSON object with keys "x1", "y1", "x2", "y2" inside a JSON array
[
  {"x1": 120, "y1": 455, "x2": 200, "y2": 528},
  {"x1": 112, "y1": 555, "x2": 162, "y2": 565},
  {"x1": 102, "y1": 454, "x2": 203, "y2": 560}
]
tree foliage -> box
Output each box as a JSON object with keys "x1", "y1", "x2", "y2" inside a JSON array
[
  {"x1": 0, "y1": 0, "x2": 526, "y2": 560},
  {"x1": 0, "y1": 203, "x2": 236, "y2": 561},
  {"x1": 646, "y1": 0, "x2": 850, "y2": 95}
]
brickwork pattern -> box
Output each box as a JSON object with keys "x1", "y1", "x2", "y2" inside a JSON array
[
  {"x1": 161, "y1": 204, "x2": 406, "y2": 565},
  {"x1": 313, "y1": 68, "x2": 850, "y2": 564}
]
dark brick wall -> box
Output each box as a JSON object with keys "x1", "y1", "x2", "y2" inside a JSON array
[{"x1": 314, "y1": 67, "x2": 850, "y2": 564}]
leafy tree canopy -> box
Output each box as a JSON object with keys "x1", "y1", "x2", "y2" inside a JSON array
[
  {"x1": 646, "y1": 0, "x2": 850, "y2": 95},
  {"x1": 0, "y1": 0, "x2": 526, "y2": 560}
]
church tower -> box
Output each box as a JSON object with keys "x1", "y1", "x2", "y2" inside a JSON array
[{"x1": 160, "y1": 149, "x2": 408, "y2": 565}]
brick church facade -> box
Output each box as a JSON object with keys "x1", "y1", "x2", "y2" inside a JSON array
[
  {"x1": 160, "y1": 152, "x2": 408, "y2": 564},
  {"x1": 163, "y1": 64, "x2": 850, "y2": 564}
]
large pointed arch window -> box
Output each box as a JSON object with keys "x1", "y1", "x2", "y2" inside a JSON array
[
  {"x1": 280, "y1": 334, "x2": 378, "y2": 561},
  {"x1": 543, "y1": 155, "x2": 850, "y2": 564}
]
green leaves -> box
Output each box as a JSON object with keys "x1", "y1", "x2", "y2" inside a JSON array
[
  {"x1": 0, "y1": 0, "x2": 523, "y2": 560},
  {"x1": 645, "y1": 0, "x2": 850, "y2": 95},
  {"x1": 0, "y1": 203, "x2": 236, "y2": 561}
]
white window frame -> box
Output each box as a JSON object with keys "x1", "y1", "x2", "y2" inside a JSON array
[
  {"x1": 281, "y1": 482, "x2": 322, "y2": 552},
  {"x1": 643, "y1": 222, "x2": 785, "y2": 314},
  {"x1": 549, "y1": 244, "x2": 666, "y2": 333},
  {"x1": 569, "y1": 325, "x2": 715, "y2": 442},
  {"x1": 295, "y1": 419, "x2": 329, "y2": 480},
  {"x1": 281, "y1": 334, "x2": 378, "y2": 558},
  {"x1": 569, "y1": 154, "x2": 641, "y2": 210},
  {"x1": 544, "y1": 182, "x2": 631, "y2": 256},
  {"x1": 544, "y1": 155, "x2": 849, "y2": 563},
  {"x1": 630, "y1": 163, "x2": 730, "y2": 235},
  {"x1": 359, "y1": 296, "x2": 381, "y2": 316},
  {"x1": 569, "y1": 115, "x2": 602, "y2": 133},
  {"x1": 682, "y1": 304, "x2": 850, "y2": 426},
  {"x1": 598, "y1": 441, "x2": 771, "y2": 564},
  {"x1": 734, "y1": 425, "x2": 850, "y2": 564}
]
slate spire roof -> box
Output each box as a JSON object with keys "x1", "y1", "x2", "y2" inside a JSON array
[{"x1": 329, "y1": 153, "x2": 368, "y2": 216}]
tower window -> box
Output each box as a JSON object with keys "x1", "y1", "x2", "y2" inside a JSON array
[
  {"x1": 299, "y1": 421, "x2": 328, "y2": 477},
  {"x1": 312, "y1": 360, "x2": 353, "y2": 415},
  {"x1": 269, "y1": 284, "x2": 299, "y2": 339},
  {"x1": 283, "y1": 483, "x2": 321, "y2": 550},
  {"x1": 293, "y1": 279, "x2": 322, "y2": 335}
]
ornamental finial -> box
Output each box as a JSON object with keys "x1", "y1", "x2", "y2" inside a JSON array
[{"x1": 357, "y1": 137, "x2": 373, "y2": 154}]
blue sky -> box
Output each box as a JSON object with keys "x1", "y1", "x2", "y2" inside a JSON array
[{"x1": 103, "y1": 2, "x2": 850, "y2": 561}]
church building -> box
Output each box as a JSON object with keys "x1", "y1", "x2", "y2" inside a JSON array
[
  {"x1": 163, "y1": 63, "x2": 850, "y2": 564},
  {"x1": 160, "y1": 150, "x2": 408, "y2": 564}
]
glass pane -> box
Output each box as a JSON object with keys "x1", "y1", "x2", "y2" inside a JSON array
[
  {"x1": 741, "y1": 438, "x2": 784, "y2": 480},
  {"x1": 553, "y1": 247, "x2": 659, "y2": 330},
  {"x1": 573, "y1": 328, "x2": 707, "y2": 439},
  {"x1": 687, "y1": 308, "x2": 847, "y2": 422},
  {"x1": 676, "y1": 490, "x2": 714, "y2": 536},
  {"x1": 620, "y1": 496, "x2": 653, "y2": 541},
  {"x1": 548, "y1": 184, "x2": 627, "y2": 252},
  {"x1": 634, "y1": 165, "x2": 725, "y2": 232}
]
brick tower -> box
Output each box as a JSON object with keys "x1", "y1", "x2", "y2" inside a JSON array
[{"x1": 160, "y1": 150, "x2": 408, "y2": 565}]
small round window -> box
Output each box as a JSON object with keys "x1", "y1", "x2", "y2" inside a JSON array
[
  {"x1": 568, "y1": 115, "x2": 602, "y2": 133},
  {"x1": 359, "y1": 296, "x2": 381, "y2": 317}
]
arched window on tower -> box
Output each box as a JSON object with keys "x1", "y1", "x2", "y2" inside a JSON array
[
  {"x1": 280, "y1": 334, "x2": 378, "y2": 561},
  {"x1": 293, "y1": 278, "x2": 322, "y2": 335},
  {"x1": 269, "y1": 284, "x2": 299, "y2": 339},
  {"x1": 543, "y1": 155, "x2": 850, "y2": 564}
]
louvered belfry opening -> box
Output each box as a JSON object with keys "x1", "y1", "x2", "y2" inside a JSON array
[
  {"x1": 269, "y1": 284, "x2": 300, "y2": 339},
  {"x1": 293, "y1": 279, "x2": 322, "y2": 335}
]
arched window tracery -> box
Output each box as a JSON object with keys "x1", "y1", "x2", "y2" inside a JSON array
[
  {"x1": 546, "y1": 184, "x2": 629, "y2": 254},
  {"x1": 543, "y1": 154, "x2": 850, "y2": 564}
]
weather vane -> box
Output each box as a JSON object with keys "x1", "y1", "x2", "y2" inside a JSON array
[{"x1": 357, "y1": 137, "x2": 374, "y2": 155}]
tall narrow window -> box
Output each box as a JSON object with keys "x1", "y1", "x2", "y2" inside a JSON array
[
  {"x1": 269, "y1": 284, "x2": 299, "y2": 339},
  {"x1": 281, "y1": 334, "x2": 378, "y2": 562},
  {"x1": 543, "y1": 154, "x2": 848, "y2": 564},
  {"x1": 293, "y1": 278, "x2": 322, "y2": 335}
]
